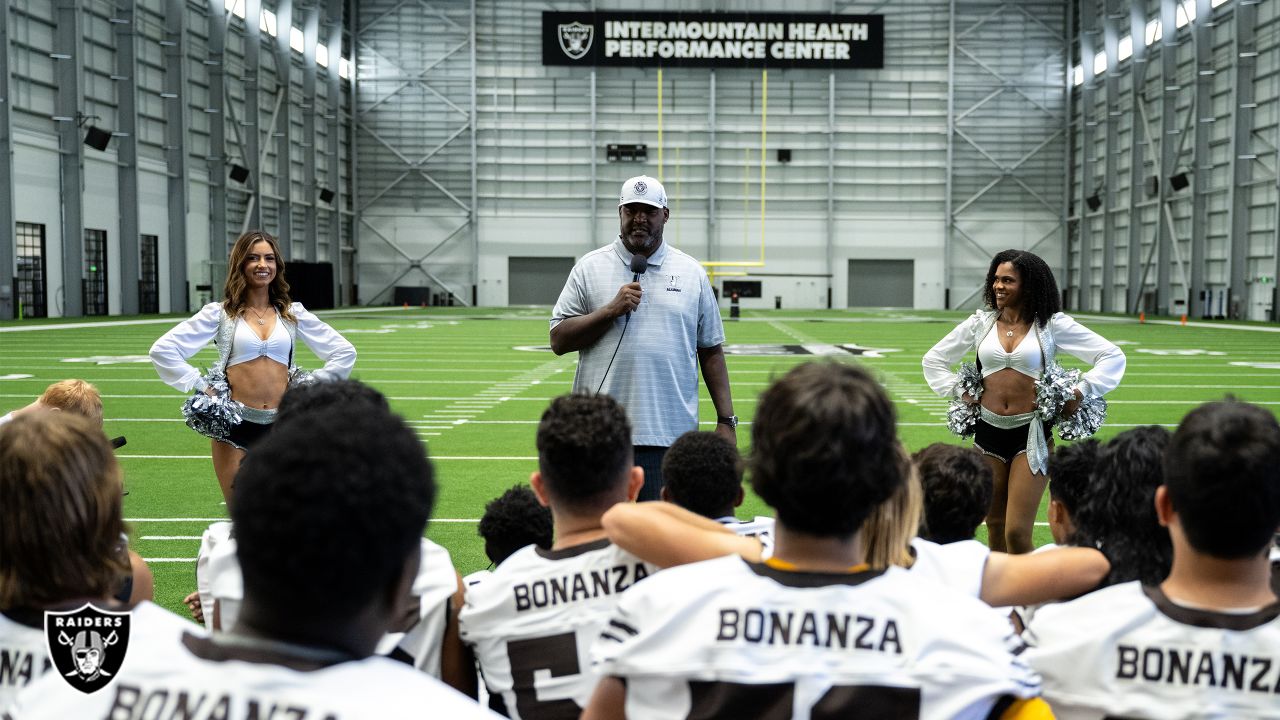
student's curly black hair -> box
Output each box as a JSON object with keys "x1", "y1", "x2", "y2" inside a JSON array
[
  {"x1": 233, "y1": 402, "x2": 434, "y2": 625},
  {"x1": 478, "y1": 485, "x2": 553, "y2": 566},
  {"x1": 275, "y1": 379, "x2": 390, "y2": 427},
  {"x1": 982, "y1": 249, "x2": 1062, "y2": 327},
  {"x1": 913, "y1": 443, "x2": 991, "y2": 544},
  {"x1": 1048, "y1": 439, "x2": 1101, "y2": 520},
  {"x1": 536, "y1": 394, "x2": 633, "y2": 512},
  {"x1": 1072, "y1": 426, "x2": 1172, "y2": 587},
  {"x1": 661, "y1": 431, "x2": 743, "y2": 519}
]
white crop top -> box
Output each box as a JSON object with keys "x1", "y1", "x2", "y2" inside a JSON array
[
  {"x1": 977, "y1": 324, "x2": 1042, "y2": 380},
  {"x1": 227, "y1": 314, "x2": 291, "y2": 368}
]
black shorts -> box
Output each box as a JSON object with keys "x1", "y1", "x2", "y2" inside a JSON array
[
  {"x1": 221, "y1": 417, "x2": 273, "y2": 451},
  {"x1": 973, "y1": 418, "x2": 1051, "y2": 464}
]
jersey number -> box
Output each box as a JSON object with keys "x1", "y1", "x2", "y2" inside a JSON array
[
  {"x1": 506, "y1": 632, "x2": 582, "y2": 720},
  {"x1": 686, "y1": 681, "x2": 921, "y2": 720}
]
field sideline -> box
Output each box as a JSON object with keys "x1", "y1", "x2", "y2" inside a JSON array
[{"x1": 3, "y1": 306, "x2": 1278, "y2": 617}]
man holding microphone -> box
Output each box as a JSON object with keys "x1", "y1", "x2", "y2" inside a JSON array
[{"x1": 550, "y1": 175, "x2": 735, "y2": 501}]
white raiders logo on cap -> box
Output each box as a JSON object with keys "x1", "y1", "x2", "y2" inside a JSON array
[{"x1": 619, "y1": 175, "x2": 667, "y2": 208}]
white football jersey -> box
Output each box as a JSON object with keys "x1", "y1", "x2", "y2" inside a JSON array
[
  {"x1": 909, "y1": 537, "x2": 990, "y2": 599},
  {"x1": 591, "y1": 555, "x2": 1041, "y2": 720},
  {"x1": 1024, "y1": 581, "x2": 1280, "y2": 719},
  {"x1": 196, "y1": 523, "x2": 458, "y2": 678},
  {"x1": 0, "y1": 609, "x2": 52, "y2": 713},
  {"x1": 380, "y1": 538, "x2": 460, "y2": 677},
  {"x1": 718, "y1": 515, "x2": 776, "y2": 555},
  {"x1": 12, "y1": 601, "x2": 498, "y2": 719},
  {"x1": 459, "y1": 538, "x2": 657, "y2": 720}
]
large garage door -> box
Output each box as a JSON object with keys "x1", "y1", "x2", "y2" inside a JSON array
[
  {"x1": 508, "y1": 257, "x2": 575, "y2": 306},
  {"x1": 848, "y1": 259, "x2": 914, "y2": 308}
]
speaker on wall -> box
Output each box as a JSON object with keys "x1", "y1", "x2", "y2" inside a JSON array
[
  {"x1": 1169, "y1": 172, "x2": 1189, "y2": 191},
  {"x1": 319, "y1": 187, "x2": 335, "y2": 204},
  {"x1": 83, "y1": 126, "x2": 112, "y2": 152},
  {"x1": 777, "y1": 149, "x2": 792, "y2": 163},
  {"x1": 1085, "y1": 193, "x2": 1102, "y2": 212},
  {"x1": 229, "y1": 164, "x2": 249, "y2": 184}
]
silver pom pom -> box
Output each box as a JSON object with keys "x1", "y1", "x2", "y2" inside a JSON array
[
  {"x1": 945, "y1": 361, "x2": 984, "y2": 437},
  {"x1": 288, "y1": 365, "x2": 317, "y2": 388},
  {"x1": 1035, "y1": 362, "x2": 1080, "y2": 424},
  {"x1": 947, "y1": 399, "x2": 981, "y2": 437},
  {"x1": 181, "y1": 372, "x2": 244, "y2": 441},
  {"x1": 1058, "y1": 394, "x2": 1107, "y2": 440}
]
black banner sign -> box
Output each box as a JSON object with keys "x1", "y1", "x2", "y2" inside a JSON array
[{"x1": 542, "y1": 12, "x2": 883, "y2": 69}]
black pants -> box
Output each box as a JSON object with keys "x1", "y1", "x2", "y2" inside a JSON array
[{"x1": 633, "y1": 446, "x2": 667, "y2": 502}]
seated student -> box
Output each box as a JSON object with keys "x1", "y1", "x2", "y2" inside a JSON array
[
  {"x1": 1070, "y1": 426, "x2": 1173, "y2": 588},
  {"x1": 1010, "y1": 439, "x2": 1104, "y2": 631},
  {"x1": 1, "y1": 379, "x2": 151, "y2": 604},
  {"x1": 864, "y1": 446, "x2": 1109, "y2": 607},
  {"x1": 0, "y1": 412, "x2": 148, "y2": 712},
  {"x1": 459, "y1": 394, "x2": 655, "y2": 719},
  {"x1": 584, "y1": 363, "x2": 1050, "y2": 720},
  {"x1": 661, "y1": 430, "x2": 774, "y2": 548},
  {"x1": 607, "y1": 436, "x2": 1108, "y2": 609},
  {"x1": 190, "y1": 381, "x2": 474, "y2": 695},
  {"x1": 915, "y1": 442, "x2": 991, "y2": 544},
  {"x1": 1025, "y1": 400, "x2": 1280, "y2": 719},
  {"x1": 15, "y1": 398, "x2": 496, "y2": 718},
  {"x1": 467, "y1": 485, "x2": 553, "y2": 588},
  {"x1": 0, "y1": 378, "x2": 103, "y2": 427},
  {"x1": 1044, "y1": 439, "x2": 1101, "y2": 547}
]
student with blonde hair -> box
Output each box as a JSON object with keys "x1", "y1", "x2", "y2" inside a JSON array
[{"x1": 0, "y1": 379, "x2": 102, "y2": 428}]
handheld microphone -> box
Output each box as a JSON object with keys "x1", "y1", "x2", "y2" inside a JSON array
[
  {"x1": 630, "y1": 254, "x2": 648, "y2": 282},
  {"x1": 597, "y1": 254, "x2": 649, "y2": 395}
]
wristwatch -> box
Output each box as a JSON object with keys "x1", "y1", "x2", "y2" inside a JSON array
[{"x1": 717, "y1": 415, "x2": 739, "y2": 429}]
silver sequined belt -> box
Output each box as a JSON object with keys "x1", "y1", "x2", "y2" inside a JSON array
[
  {"x1": 239, "y1": 406, "x2": 277, "y2": 425},
  {"x1": 978, "y1": 406, "x2": 1049, "y2": 475}
]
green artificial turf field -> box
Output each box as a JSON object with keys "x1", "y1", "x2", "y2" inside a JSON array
[{"x1": 3, "y1": 306, "x2": 1278, "y2": 618}]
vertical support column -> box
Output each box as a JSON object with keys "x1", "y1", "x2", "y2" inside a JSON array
[
  {"x1": 1061, "y1": 1, "x2": 1074, "y2": 283},
  {"x1": 589, "y1": 69, "x2": 597, "y2": 251},
  {"x1": 826, "y1": 71, "x2": 834, "y2": 309},
  {"x1": 943, "y1": 0, "x2": 955, "y2": 308},
  {"x1": 208, "y1": 0, "x2": 228, "y2": 283},
  {"x1": 0, "y1": 0, "x2": 16, "y2": 319},
  {"x1": 1189, "y1": 0, "x2": 1211, "y2": 315},
  {"x1": 1156, "y1": 0, "x2": 1178, "y2": 313},
  {"x1": 273, "y1": 0, "x2": 293, "y2": 251},
  {"x1": 54, "y1": 0, "x2": 85, "y2": 317},
  {"x1": 1078, "y1": 0, "x2": 1097, "y2": 311},
  {"x1": 707, "y1": 70, "x2": 716, "y2": 264},
  {"x1": 346, "y1": 0, "x2": 358, "y2": 305},
  {"x1": 1126, "y1": 0, "x2": 1148, "y2": 313},
  {"x1": 244, "y1": 0, "x2": 262, "y2": 230},
  {"x1": 116, "y1": 0, "x2": 140, "y2": 315},
  {"x1": 1101, "y1": 0, "x2": 1122, "y2": 312},
  {"x1": 470, "y1": 0, "x2": 478, "y2": 304},
  {"x1": 302, "y1": 4, "x2": 318, "y2": 262},
  {"x1": 164, "y1": 0, "x2": 190, "y2": 313},
  {"x1": 1227, "y1": 0, "x2": 1256, "y2": 319},
  {"x1": 325, "y1": 0, "x2": 343, "y2": 302}
]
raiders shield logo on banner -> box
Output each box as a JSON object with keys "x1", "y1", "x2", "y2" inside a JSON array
[
  {"x1": 558, "y1": 21, "x2": 593, "y2": 60},
  {"x1": 44, "y1": 604, "x2": 131, "y2": 694}
]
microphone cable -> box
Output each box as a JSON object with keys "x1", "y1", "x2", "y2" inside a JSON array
[{"x1": 596, "y1": 254, "x2": 648, "y2": 395}]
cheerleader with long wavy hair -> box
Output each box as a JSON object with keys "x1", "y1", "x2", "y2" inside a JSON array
[{"x1": 150, "y1": 230, "x2": 355, "y2": 503}]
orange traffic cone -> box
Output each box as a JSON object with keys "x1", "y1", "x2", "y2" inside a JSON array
[
  {"x1": 1180, "y1": 314, "x2": 1187, "y2": 326},
  {"x1": 1139, "y1": 311, "x2": 1145, "y2": 323},
  {"x1": 403, "y1": 302, "x2": 408, "y2": 308}
]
